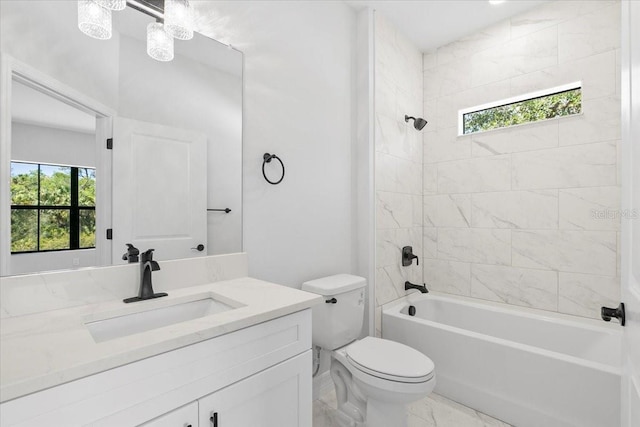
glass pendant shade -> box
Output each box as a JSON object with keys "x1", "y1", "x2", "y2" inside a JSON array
[
  {"x1": 78, "y1": 0, "x2": 112, "y2": 40},
  {"x1": 95, "y1": 0, "x2": 126, "y2": 11},
  {"x1": 164, "y1": 0, "x2": 194, "y2": 40},
  {"x1": 147, "y1": 22, "x2": 174, "y2": 62}
]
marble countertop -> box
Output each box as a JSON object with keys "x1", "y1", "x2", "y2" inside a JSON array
[{"x1": 0, "y1": 277, "x2": 322, "y2": 403}]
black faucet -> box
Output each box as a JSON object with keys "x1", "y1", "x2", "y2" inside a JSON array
[
  {"x1": 405, "y1": 281, "x2": 429, "y2": 293},
  {"x1": 122, "y1": 243, "x2": 140, "y2": 263},
  {"x1": 123, "y1": 249, "x2": 168, "y2": 303}
]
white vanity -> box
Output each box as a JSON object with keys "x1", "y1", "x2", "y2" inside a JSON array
[{"x1": 0, "y1": 254, "x2": 321, "y2": 427}]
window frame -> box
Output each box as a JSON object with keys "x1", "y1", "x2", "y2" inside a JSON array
[
  {"x1": 10, "y1": 161, "x2": 96, "y2": 254},
  {"x1": 457, "y1": 81, "x2": 582, "y2": 136}
]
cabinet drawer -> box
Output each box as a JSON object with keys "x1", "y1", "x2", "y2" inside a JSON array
[{"x1": 139, "y1": 402, "x2": 197, "y2": 427}]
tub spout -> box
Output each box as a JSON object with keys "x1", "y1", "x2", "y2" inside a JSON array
[{"x1": 405, "y1": 281, "x2": 428, "y2": 293}]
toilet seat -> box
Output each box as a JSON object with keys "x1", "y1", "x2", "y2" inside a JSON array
[{"x1": 345, "y1": 337, "x2": 435, "y2": 383}]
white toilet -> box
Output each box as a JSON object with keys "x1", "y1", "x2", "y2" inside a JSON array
[{"x1": 302, "y1": 274, "x2": 435, "y2": 427}]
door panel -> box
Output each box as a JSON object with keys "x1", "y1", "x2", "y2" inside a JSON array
[
  {"x1": 620, "y1": 1, "x2": 640, "y2": 426},
  {"x1": 112, "y1": 117, "x2": 207, "y2": 262}
]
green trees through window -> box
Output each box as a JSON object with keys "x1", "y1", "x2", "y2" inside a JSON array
[
  {"x1": 463, "y1": 88, "x2": 582, "y2": 134},
  {"x1": 10, "y1": 162, "x2": 96, "y2": 253}
]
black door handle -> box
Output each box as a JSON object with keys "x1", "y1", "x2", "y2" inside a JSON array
[
  {"x1": 191, "y1": 244, "x2": 205, "y2": 252},
  {"x1": 210, "y1": 412, "x2": 218, "y2": 427},
  {"x1": 601, "y1": 303, "x2": 625, "y2": 326}
]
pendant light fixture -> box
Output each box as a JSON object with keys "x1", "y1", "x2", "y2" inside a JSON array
[
  {"x1": 164, "y1": 0, "x2": 194, "y2": 40},
  {"x1": 77, "y1": 0, "x2": 196, "y2": 62},
  {"x1": 147, "y1": 21, "x2": 174, "y2": 62},
  {"x1": 78, "y1": 0, "x2": 112, "y2": 40}
]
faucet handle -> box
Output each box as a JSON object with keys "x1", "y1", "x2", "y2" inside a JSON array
[
  {"x1": 141, "y1": 248, "x2": 156, "y2": 262},
  {"x1": 122, "y1": 243, "x2": 140, "y2": 262}
]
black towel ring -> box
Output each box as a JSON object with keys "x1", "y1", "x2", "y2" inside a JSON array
[{"x1": 262, "y1": 153, "x2": 285, "y2": 185}]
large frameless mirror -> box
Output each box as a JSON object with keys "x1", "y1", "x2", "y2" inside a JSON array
[{"x1": 0, "y1": 0, "x2": 243, "y2": 276}]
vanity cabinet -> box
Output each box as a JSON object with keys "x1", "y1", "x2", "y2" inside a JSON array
[
  {"x1": 0, "y1": 310, "x2": 312, "y2": 427},
  {"x1": 140, "y1": 353, "x2": 309, "y2": 427},
  {"x1": 197, "y1": 352, "x2": 309, "y2": 427}
]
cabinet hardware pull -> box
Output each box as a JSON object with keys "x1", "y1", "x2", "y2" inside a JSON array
[{"x1": 210, "y1": 412, "x2": 218, "y2": 427}]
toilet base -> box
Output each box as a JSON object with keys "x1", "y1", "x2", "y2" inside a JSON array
[
  {"x1": 366, "y1": 398, "x2": 408, "y2": 427},
  {"x1": 330, "y1": 347, "x2": 432, "y2": 427}
]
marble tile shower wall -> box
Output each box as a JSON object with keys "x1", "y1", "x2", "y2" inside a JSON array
[
  {"x1": 422, "y1": 0, "x2": 621, "y2": 319},
  {"x1": 374, "y1": 13, "x2": 423, "y2": 336}
]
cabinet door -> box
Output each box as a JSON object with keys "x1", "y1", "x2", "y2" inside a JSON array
[
  {"x1": 139, "y1": 401, "x2": 198, "y2": 427},
  {"x1": 198, "y1": 351, "x2": 311, "y2": 427}
]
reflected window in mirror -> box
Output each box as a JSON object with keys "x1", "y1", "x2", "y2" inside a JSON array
[{"x1": 11, "y1": 162, "x2": 96, "y2": 253}]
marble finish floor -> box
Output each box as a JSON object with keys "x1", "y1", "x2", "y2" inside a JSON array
[{"x1": 313, "y1": 389, "x2": 511, "y2": 427}]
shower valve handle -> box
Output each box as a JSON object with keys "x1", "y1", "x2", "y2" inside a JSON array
[{"x1": 402, "y1": 246, "x2": 419, "y2": 266}]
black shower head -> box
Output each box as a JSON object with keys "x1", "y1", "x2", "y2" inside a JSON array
[{"x1": 405, "y1": 115, "x2": 428, "y2": 131}]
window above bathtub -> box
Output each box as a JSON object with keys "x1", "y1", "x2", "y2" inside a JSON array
[{"x1": 458, "y1": 82, "x2": 582, "y2": 135}]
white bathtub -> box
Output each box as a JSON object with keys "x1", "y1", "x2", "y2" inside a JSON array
[{"x1": 382, "y1": 293, "x2": 622, "y2": 427}]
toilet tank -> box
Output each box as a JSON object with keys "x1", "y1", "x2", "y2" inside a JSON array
[{"x1": 301, "y1": 274, "x2": 366, "y2": 350}]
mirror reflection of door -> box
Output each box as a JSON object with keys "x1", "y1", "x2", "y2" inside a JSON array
[
  {"x1": 8, "y1": 79, "x2": 100, "y2": 275},
  {"x1": 112, "y1": 117, "x2": 207, "y2": 262}
]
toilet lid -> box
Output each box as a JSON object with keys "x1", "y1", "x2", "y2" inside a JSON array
[{"x1": 346, "y1": 337, "x2": 434, "y2": 383}]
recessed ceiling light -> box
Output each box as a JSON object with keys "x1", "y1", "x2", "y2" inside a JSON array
[{"x1": 489, "y1": 0, "x2": 506, "y2": 4}]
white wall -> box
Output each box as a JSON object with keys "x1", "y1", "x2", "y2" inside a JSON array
[
  {"x1": 11, "y1": 123, "x2": 95, "y2": 167},
  {"x1": 421, "y1": 0, "x2": 621, "y2": 320},
  {"x1": 194, "y1": 1, "x2": 358, "y2": 287},
  {"x1": 10, "y1": 250, "x2": 96, "y2": 276},
  {"x1": 3, "y1": 0, "x2": 362, "y2": 306},
  {"x1": 2, "y1": 0, "x2": 359, "y2": 289}
]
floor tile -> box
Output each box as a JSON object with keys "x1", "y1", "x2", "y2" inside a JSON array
[{"x1": 313, "y1": 389, "x2": 511, "y2": 427}]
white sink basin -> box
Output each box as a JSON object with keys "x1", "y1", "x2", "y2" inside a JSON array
[{"x1": 85, "y1": 298, "x2": 234, "y2": 343}]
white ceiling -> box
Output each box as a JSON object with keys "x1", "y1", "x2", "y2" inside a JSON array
[{"x1": 346, "y1": 0, "x2": 548, "y2": 52}]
